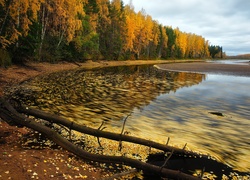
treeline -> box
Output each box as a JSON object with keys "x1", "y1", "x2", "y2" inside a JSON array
[
  {"x1": 0, "y1": 0, "x2": 222, "y2": 66},
  {"x1": 209, "y1": 45, "x2": 224, "y2": 58},
  {"x1": 227, "y1": 54, "x2": 250, "y2": 59}
]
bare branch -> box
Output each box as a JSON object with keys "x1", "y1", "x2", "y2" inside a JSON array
[
  {"x1": 166, "y1": 137, "x2": 170, "y2": 145},
  {"x1": 161, "y1": 149, "x2": 174, "y2": 169},
  {"x1": 15, "y1": 104, "x2": 209, "y2": 159},
  {"x1": 0, "y1": 98, "x2": 200, "y2": 180},
  {"x1": 102, "y1": 168, "x2": 138, "y2": 180},
  {"x1": 183, "y1": 143, "x2": 187, "y2": 150},
  {"x1": 119, "y1": 113, "x2": 131, "y2": 151}
]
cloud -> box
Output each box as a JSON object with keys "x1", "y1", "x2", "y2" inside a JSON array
[{"x1": 123, "y1": 0, "x2": 250, "y2": 55}]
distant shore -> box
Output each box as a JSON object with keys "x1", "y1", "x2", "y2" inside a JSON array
[{"x1": 156, "y1": 61, "x2": 250, "y2": 77}]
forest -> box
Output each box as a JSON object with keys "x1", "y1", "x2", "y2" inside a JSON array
[{"x1": 0, "y1": 0, "x2": 223, "y2": 66}]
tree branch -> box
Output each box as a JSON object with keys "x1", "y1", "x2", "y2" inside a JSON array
[
  {"x1": 0, "y1": 98, "x2": 200, "y2": 180},
  {"x1": 16, "y1": 104, "x2": 208, "y2": 158}
]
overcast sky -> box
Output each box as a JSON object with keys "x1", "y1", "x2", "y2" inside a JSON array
[{"x1": 122, "y1": 0, "x2": 250, "y2": 56}]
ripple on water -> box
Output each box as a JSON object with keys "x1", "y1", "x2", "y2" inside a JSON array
[{"x1": 7, "y1": 65, "x2": 250, "y2": 173}]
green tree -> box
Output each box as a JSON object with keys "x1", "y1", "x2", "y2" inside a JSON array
[
  {"x1": 0, "y1": 0, "x2": 43, "y2": 63},
  {"x1": 157, "y1": 25, "x2": 168, "y2": 59},
  {"x1": 165, "y1": 26, "x2": 176, "y2": 58},
  {"x1": 97, "y1": 0, "x2": 126, "y2": 60},
  {"x1": 209, "y1": 45, "x2": 222, "y2": 58}
]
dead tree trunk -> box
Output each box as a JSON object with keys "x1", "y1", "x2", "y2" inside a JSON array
[
  {"x1": 16, "y1": 105, "x2": 208, "y2": 158},
  {"x1": 0, "y1": 98, "x2": 200, "y2": 180}
]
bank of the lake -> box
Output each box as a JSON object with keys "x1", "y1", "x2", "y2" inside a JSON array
[
  {"x1": 0, "y1": 59, "x2": 202, "y2": 180},
  {"x1": 155, "y1": 60, "x2": 250, "y2": 77},
  {"x1": 1, "y1": 59, "x2": 249, "y2": 179},
  {"x1": 0, "y1": 59, "x2": 204, "y2": 97}
]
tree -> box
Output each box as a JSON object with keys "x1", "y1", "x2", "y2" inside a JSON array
[
  {"x1": 0, "y1": 0, "x2": 44, "y2": 63},
  {"x1": 174, "y1": 28, "x2": 187, "y2": 58},
  {"x1": 147, "y1": 20, "x2": 160, "y2": 59},
  {"x1": 0, "y1": 0, "x2": 42, "y2": 49},
  {"x1": 84, "y1": 0, "x2": 99, "y2": 32},
  {"x1": 123, "y1": 4, "x2": 136, "y2": 56},
  {"x1": 165, "y1": 26, "x2": 176, "y2": 58},
  {"x1": 37, "y1": 0, "x2": 86, "y2": 61},
  {"x1": 209, "y1": 45, "x2": 223, "y2": 58},
  {"x1": 98, "y1": 0, "x2": 126, "y2": 60},
  {"x1": 95, "y1": 0, "x2": 111, "y2": 59},
  {"x1": 157, "y1": 25, "x2": 168, "y2": 59},
  {"x1": 0, "y1": 0, "x2": 221, "y2": 62}
]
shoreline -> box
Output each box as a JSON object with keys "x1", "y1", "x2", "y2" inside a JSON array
[
  {"x1": 1, "y1": 59, "x2": 249, "y2": 179},
  {"x1": 0, "y1": 59, "x2": 203, "y2": 97},
  {"x1": 156, "y1": 61, "x2": 250, "y2": 77},
  {"x1": 1, "y1": 59, "x2": 202, "y2": 179}
]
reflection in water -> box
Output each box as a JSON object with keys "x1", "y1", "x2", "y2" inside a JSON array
[
  {"x1": 11, "y1": 65, "x2": 250, "y2": 173},
  {"x1": 207, "y1": 59, "x2": 250, "y2": 65},
  {"x1": 129, "y1": 74, "x2": 250, "y2": 172},
  {"x1": 16, "y1": 65, "x2": 204, "y2": 126}
]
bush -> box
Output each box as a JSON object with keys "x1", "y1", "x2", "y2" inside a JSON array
[{"x1": 0, "y1": 49, "x2": 12, "y2": 67}]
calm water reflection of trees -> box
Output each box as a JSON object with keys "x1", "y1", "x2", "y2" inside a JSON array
[
  {"x1": 7, "y1": 65, "x2": 250, "y2": 173},
  {"x1": 9, "y1": 65, "x2": 205, "y2": 124}
]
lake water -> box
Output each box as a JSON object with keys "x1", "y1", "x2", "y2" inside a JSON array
[
  {"x1": 130, "y1": 73, "x2": 250, "y2": 172},
  {"x1": 15, "y1": 60, "x2": 250, "y2": 173}
]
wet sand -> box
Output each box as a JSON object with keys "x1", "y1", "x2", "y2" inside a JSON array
[{"x1": 156, "y1": 62, "x2": 250, "y2": 77}]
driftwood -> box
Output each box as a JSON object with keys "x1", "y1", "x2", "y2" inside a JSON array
[
  {"x1": 102, "y1": 169, "x2": 138, "y2": 180},
  {"x1": 0, "y1": 98, "x2": 201, "y2": 179},
  {"x1": 16, "y1": 104, "x2": 208, "y2": 158}
]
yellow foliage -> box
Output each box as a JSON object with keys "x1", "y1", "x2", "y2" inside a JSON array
[
  {"x1": 0, "y1": 0, "x2": 4, "y2": 6},
  {"x1": 124, "y1": 7, "x2": 156, "y2": 56},
  {"x1": 0, "y1": 36, "x2": 11, "y2": 49},
  {"x1": 97, "y1": 0, "x2": 111, "y2": 24},
  {"x1": 175, "y1": 28, "x2": 188, "y2": 57},
  {"x1": 0, "y1": 0, "x2": 85, "y2": 47},
  {"x1": 124, "y1": 5, "x2": 136, "y2": 51},
  {"x1": 39, "y1": 0, "x2": 85, "y2": 43},
  {"x1": 151, "y1": 21, "x2": 160, "y2": 46},
  {"x1": 111, "y1": 0, "x2": 122, "y2": 11},
  {"x1": 0, "y1": 0, "x2": 44, "y2": 47},
  {"x1": 0, "y1": 0, "x2": 212, "y2": 59}
]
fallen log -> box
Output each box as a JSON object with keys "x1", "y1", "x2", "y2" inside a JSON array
[
  {"x1": 16, "y1": 104, "x2": 209, "y2": 158},
  {"x1": 0, "y1": 98, "x2": 200, "y2": 179}
]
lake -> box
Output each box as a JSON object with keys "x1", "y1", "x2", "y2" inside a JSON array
[{"x1": 13, "y1": 59, "x2": 250, "y2": 174}]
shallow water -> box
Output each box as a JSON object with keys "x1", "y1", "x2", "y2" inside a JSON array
[
  {"x1": 13, "y1": 61, "x2": 250, "y2": 173},
  {"x1": 128, "y1": 74, "x2": 250, "y2": 172},
  {"x1": 207, "y1": 59, "x2": 250, "y2": 65}
]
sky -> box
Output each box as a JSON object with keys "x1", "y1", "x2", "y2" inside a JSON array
[{"x1": 122, "y1": 0, "x2": 250, "y2": 56}]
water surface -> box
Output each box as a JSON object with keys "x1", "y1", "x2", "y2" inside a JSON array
[
  {"x1": 129, "y1": 74, "x2": 250, "y2": 172},
  {"x1": 14, "y1": 61, "x2": 250, "y2": 173}
]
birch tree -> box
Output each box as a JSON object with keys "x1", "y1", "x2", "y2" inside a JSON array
[
  {"x1": 37, "y1": 0, "x2": 86, "y2": 60},
  {"x1": 0, "y1": 0, "x2": 42, "y2": 48}
]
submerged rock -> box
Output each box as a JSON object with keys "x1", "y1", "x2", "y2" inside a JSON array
[{"x1": 209, "y1": 112, "x2": 224, "y2": 116}]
